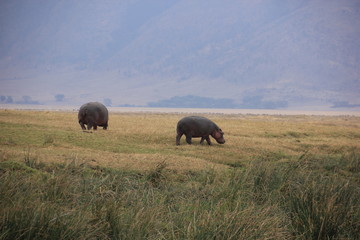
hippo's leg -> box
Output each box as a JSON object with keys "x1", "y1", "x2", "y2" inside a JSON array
[
  {"x1": 79, "y1": 122, "x2": 86, "y2": 130},
  {"x1": 176, "y1": 133, "x2": 183, "y2": 145},
  {"x1": 103, "y1": 123, "x2": 108, "y2": 130},
  {"x1": 205, "y1": 136, "x2": 212, "y2": 145},
  {"x1": 185, "y1": 135, "x2": 192, "y2": 145},
  {"x1": 200, "y1": 137, "x2": 205, "y2": 144},
  {"x1": 93, "y1": 125, "x2": 98, "y2": 130},
  {"x1": 87, "y1": 123, "x2": 93, "y2": 130}
]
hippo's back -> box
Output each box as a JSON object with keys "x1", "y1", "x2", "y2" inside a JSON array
[
  {"x1": 78, "y1": 102, "x2": 108, "y2": 122},
  {"x1": 177, "y1": 116, "x2": 218, "y2": 136}
]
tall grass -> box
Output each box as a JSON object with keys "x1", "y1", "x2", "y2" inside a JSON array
[
  {"x1": 1, "y1": 110, "x2": 359, "y2": 239},
  {"x1": 1, "y1": 151, "x2": 359, "y2": 239},
  {"x1": 280, "y1": 153, "x2": 360, "y2": 239}
]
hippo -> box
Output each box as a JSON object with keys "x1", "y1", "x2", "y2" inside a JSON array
[
  {"x1": 176, "y1": 116, "x2": 225, "y2": 145},
  {"x1": 78, "y1": 102, "x2": 108, "y2": 130}
]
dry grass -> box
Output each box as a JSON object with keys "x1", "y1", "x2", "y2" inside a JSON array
[
  {"x1": 1, "y1": 110, "x2": 360, "y2": 170},
  {"x1": 0, "y1": 109, "x2": 359, "y2": 239}
]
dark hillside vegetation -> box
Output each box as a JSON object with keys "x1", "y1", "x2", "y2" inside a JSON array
[{"x1": 1, "y1": 0, "x2": 359, "y2": 107}]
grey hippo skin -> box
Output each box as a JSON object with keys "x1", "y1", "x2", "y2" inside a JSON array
[
  {"x1": 78, "y1": 102, "x2": 109, "y2": 130},
  {"x1": 176, "y1": 116, "x2": 225, "y2": 145}
]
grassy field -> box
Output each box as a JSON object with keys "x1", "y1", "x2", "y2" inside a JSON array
[{"x1": 0, "y1": 109, "x2": 359, "y2": 239}]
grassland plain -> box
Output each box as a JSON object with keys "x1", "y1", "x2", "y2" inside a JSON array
[{"x1": 0, "y1": 109, "x2": 359, "y2": 239}]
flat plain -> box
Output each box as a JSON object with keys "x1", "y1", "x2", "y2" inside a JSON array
[{"x1": 1, "y1": 109, "x2": 359, "y2": 239}]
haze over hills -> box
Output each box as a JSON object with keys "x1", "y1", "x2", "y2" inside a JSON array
[{"x1": 1, "y1": 0, "x2": 359, "y2": 110}]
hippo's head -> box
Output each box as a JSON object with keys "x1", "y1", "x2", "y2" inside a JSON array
[{"x1": 212, "y1": 129, "x2": 225, "y2": 144}]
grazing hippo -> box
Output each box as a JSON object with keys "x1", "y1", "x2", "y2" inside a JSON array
[
  {"x1": 176, "y1": 116, "x2": 225, "y2": 145},
  {"x1": 78, "y1": 102, "x2": 108, "y2": 130}
]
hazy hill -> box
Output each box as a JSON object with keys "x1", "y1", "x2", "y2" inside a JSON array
[{"x1": 0, "y1": 0, "x2": 359, "y2": 109}]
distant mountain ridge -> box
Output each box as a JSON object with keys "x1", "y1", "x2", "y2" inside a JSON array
[{"x1": 0, "y1": 0, "x2": 359, "y2": 110}]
